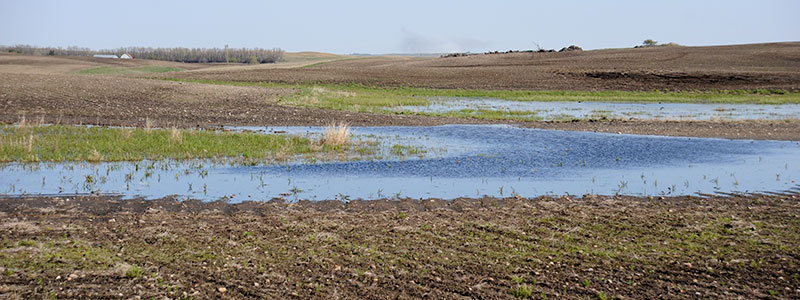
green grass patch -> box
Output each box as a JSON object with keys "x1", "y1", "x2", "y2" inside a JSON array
[
  {"x1": 162, "y1": 78, "x2": 800, "y2": 105},
  {"x1": 78, "y1": 66, "x2": 183, "y2": 75},
  {"x1": 0, "y1": 239, "x2": 119, "y2": 273},
  {"x1": 18, "y1": 240, "x2": 36, "y2": 247},
  {"x1": 0, "y1": 125, "x2": 353, "y2": 162},
  {"x1": 511, "y1": 284, "x2": 533, "y2": 298},
  {"x1": 125, "y1": 265, "x2": 143, "y2": 278}
]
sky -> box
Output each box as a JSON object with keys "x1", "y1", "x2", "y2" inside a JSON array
[{"x1": 1, "y1": 0, "x2": 798, "y2": 54}]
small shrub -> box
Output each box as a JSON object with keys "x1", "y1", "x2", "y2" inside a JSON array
[{"x1": 18, "y1": 240, "x2": 35, "y2": 247}]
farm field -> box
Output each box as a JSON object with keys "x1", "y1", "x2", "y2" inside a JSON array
[
  {"x1": 1, "y1": 42, "x2": 800, "y2": 299},
  {"x1": 161, "y1": 42, "x2": 800, "y2": 91},
  {"x1": 2, "y1": 194, "x2": 799, "y2": 299}
]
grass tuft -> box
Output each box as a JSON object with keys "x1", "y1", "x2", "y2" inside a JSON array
[
  {"x1": 17, "y1": 115, "x2": 27, "y2": 128},
  {"x1": 18, "y1": 240, "x2": 36, "y2": 247},
  {"x1": 88, "y1": 148, "x2": 103, "y2": 161},
  {"x1": 322, "y1": 122, "x2": 351, "y2": 146},
  {"x1": 125, "y1": 265, "x2": 142, "y2": 279},
  {"x1": 144, "y1": 118, "x2": 153, "y2": 133},
  {"x1": 511, "y1": 284, "x2": 533, "y2": 298},
  {"x1": 170, "y1": 127, "x2": 183, "y2": 144}
]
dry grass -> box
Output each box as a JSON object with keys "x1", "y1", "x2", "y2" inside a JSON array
[
  {"x1": 311, "y1": 86, "x2": 356, "y2": 98},
  {"x1": 25, "y1": 133, "x2": 33, "y2": 153},
  {"x1": 144, "y1": 118, "x2": 153, "y2": 133},
  {"x1": 322, "y1": 122, "x2": 351, "y2": 146},
  {"x1": 88, "y1": 148, "x2": 103, "y2": 161},
  {"x1": 1, "y1": 128, "x2": 36, "y2": 154},
  {"x1": 170, "y1": 127, "x2": 182, "y2": 144},
  {"x1": 17, "y1": 115, "x2": 27, "y2": 128},
  {"x1": 121, "y1": 127, "x2": 133, "y2": 140}
]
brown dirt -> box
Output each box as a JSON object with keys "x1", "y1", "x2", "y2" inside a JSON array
[
  {"x1": 164, "y1": 42, "x2": 800, "y2": 91},
  {"x1": 0, "y1": 72, "x2": 481, "y2": 129},
  {"x1": 1, "y1": 192, "x2": 798, "y2": 299},
  {"x1": 2, "y1": 54, "x2": 800, "y2": 140},
  {"x1": 0, "y1": 52, "x2": 215, "y2": 75}
]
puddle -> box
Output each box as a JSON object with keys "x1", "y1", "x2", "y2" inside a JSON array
[
  {"x1": 395, "y1": 97, "x2": 800, "y2": 120},
  {"x1": 2, "y1": 125, "x2": 799, "y2": 202}
]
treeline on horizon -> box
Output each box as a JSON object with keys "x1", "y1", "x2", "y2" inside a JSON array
[{"x1": 0, "y1": 44, "x2": 284, "y2": 64}]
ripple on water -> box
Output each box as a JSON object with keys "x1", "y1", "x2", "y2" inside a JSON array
[{"x1": 2, "y1": 125, "x2": 798, "y2": 202}]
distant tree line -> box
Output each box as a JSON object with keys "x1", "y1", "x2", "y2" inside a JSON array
[
  {"x1": 107, "y1": 46, "x2": 284, "y2": 64},
  {"x1": 1, "y1": 45, "x2": 95, "y2": 56},
  {"x1": 0, "y1": 44, "x2": 284, "y2": 64}
]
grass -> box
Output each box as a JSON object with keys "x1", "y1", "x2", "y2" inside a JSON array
[
  {"x1": 162, "y1": 78, "x2": 800, "y2": 106},
  {"x1": 322, "y1": 122, "x2": 351, "y2": 146},
  {"x1": 511, "y1": 284, "x2": 533, "y2": 298},
  {"x1": 77, "y1": 66, "x2": 183, "y2": 75},
  {"x1": 125, "y1": 265, "x2": 143, "y2": 278},
  {"x1": 0, "y1": 124, "x2": 355, "y2": 162},
  {"x1": 1, "y1": 239, "x2": 120, "y2": 274},
  {"x1": 18, "y1": 240, "x2": 35, "y2": 247},
  {"x1": 390, "y1": 144, "x2": 427, "y2": 156}
]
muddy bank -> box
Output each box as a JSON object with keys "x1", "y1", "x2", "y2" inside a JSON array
[{"x1": 1, "y1": 193, "x2": 799, "y2": 299}]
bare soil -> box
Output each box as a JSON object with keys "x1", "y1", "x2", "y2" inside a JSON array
[
  {"x1": 1, "y1": 192, "x2": 799, "y2": 299},
  {"x1": 164, "y1": 42, "x2": 800, "y2": 91},
  {"x1": 0, "y1": 72, "x2": 472, "y2": 129}
]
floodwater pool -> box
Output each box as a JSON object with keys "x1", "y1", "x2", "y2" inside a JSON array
[
  {"x1": 2, "y1": 125, "x2": 798, "y2": 202},
  {"x1": 395, "y1": 97, "x2": 800, "y2": 121}
]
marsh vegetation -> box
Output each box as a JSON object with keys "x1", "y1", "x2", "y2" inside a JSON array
[{"x1": 0, "y1": 123, "x2": 365, "y2": 163}]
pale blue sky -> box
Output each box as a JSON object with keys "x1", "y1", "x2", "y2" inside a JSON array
[{"x1": 1, "y1": 0, "x2": 798, "y2": 54}]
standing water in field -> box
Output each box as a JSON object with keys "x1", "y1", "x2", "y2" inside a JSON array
[
  {"x1": 2, "y1": 125, "x2": 799, "y2": 202},
  {"x1": 395, "y1": 97, "x2": 800, "y2": 120}
]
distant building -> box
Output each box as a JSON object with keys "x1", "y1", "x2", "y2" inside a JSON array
[
  {"x1": 93, "y1": 54, "x2": 118, "y2": 59},
  {"x1": 119, "y1": 53, "x2": 133, "y2": 59}
]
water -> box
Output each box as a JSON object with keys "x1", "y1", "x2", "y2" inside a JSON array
[
  {"x1": 395, "y1": 97, "x2": 800, "y2": 121},
  {"x1": 2, "y1": 125, "x2": 798, "y2": 202}
]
